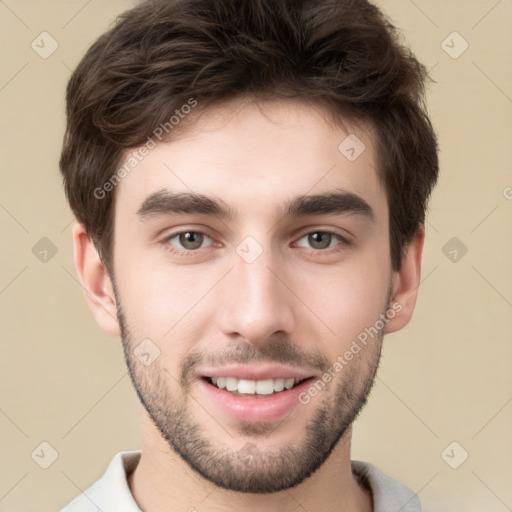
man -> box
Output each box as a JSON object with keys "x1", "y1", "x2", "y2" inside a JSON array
[{"x1": 59, "y1": 0, "x2": 438, "y2": 510}]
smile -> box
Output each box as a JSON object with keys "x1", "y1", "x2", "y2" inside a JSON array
[
  {"x1": 207, "y1": 376, "x2": 308, "y2": 396},
  {"x1": 198, "y1": 368, "x2": 316, "y2": 423}
]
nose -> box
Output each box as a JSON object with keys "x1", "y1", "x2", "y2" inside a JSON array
[{"x1": 216, "y1": 245, "x2": 296, "y2": 346}]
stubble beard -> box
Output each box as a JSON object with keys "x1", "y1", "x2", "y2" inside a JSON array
[{"x1": 114, "y1": 283, "x2": 389, "y2": 493}]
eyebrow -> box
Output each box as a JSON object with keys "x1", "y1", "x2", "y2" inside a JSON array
[
  {"x1": 137, "y1": 190, "x2": 233, "y2": 218},
  {"x1": 137, "y1": 189, "x2": 375, "y2": 222},
  {"x1": 286, "y1": 190, "x2": 375, "y2": 221}
]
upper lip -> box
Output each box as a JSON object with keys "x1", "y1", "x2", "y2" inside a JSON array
[{"x1": 199, "y1": 364, "x2": 315, "y2": 382}]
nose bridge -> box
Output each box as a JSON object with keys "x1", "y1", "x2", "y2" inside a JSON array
[{"x1": 217, "y1": 239, "x2": 295, "y2": 343}]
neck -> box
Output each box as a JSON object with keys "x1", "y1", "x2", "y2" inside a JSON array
[{"x1": 128, "y1": 409, "x2": 372, "y2": 512}]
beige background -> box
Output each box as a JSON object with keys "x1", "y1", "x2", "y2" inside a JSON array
[{"x1": 1, "y1": 1, "x2": 511, "y2": 511}]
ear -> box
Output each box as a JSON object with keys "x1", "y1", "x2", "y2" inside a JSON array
[
  {"x1": 72, "y1": 222, "x2": 121, "y2": 336},
  {"x1": 384, "y1": 225, "x2": 425, "y2": 334}
]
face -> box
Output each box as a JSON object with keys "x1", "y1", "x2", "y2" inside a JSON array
[{"x1": 110, "y1": 98, "x2": 396, "y2": 493}]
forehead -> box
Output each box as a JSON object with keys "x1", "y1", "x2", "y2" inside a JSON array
[{"x1": 114, "y1": 97, "x2": 387, "y2": 223}]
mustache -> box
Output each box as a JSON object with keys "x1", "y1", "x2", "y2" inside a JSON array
[{"x1": 180, "y1": 338, "x2": 330, "y2": 386}]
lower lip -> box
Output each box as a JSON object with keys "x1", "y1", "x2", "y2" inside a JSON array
[{"x1": 197, "y1": 377, "x2": 314, "y2": 423}]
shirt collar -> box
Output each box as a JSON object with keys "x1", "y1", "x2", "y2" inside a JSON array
[{"x1": 61, "y1": 451, "x2": 422, "y2": 512}]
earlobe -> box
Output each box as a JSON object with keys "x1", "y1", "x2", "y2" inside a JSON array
[
  {"x1": 384, "y1": 225, "x2": 425, "y2": 334},
  {"x1": 72, "y1": 222, "x2": 121, "y2": 337}
]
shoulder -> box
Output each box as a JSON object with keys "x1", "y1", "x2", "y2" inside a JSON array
[
  {"x1": 60, "y1": 451, "x2": 142, "y2": 512},
  {"x1": 351, "y1": 460, "x2": 422, "y2": 512}
]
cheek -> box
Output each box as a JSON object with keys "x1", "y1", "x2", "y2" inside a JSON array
[
  {"x1": 297, "y1": 257, "x2": 391, "y2": 354},
  {"x1": 116, "y1": 260, "x2": 217, "y2": 342}
]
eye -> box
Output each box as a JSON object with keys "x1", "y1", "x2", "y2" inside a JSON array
[
  {"x1": 166, "y1": 231, "x2": 214, "y2": 251},
  {"x1": 295, "y1": 231, "x2": 346, "y2": 250}
]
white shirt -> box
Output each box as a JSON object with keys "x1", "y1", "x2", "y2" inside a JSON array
[{"x1": 60, "y1": 450, "x2": 422, "y2": 511}]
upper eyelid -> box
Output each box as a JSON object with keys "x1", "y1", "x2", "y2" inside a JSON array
[
  {"x1": 293, "y1": 227, "x2": 353, "y2": 245},
  {"x1": 163, "y1": 226, "x2": 215, "y2": 241},
  {"x1": 163, "y1": 227, "x2": 347, "y2": 239},
  {"x1": 293, "y1": 231, "x2": 349, "y2": 251},
  {"x1": 296, "y1": 231, "x2": 346, "y2": 241}
]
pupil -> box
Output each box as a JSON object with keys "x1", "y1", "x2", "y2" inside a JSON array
[
  {"x1": 309, "y1": 232, "x2": 331, "y2": 249},
  {"x1": 180, "y1": 232, "x2": 203, "y2": 249}
]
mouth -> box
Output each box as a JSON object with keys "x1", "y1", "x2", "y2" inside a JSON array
[
  {"x1": 196, "y1": 366, "x2": 317, "y2": 423},
  {"x1": 201, "y1": 376, "x2": 311, "y2": 397}
]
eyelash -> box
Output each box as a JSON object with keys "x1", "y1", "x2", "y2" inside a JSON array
[{"x1": 162, "y1": 228, "x2": 351, "y2": 256}]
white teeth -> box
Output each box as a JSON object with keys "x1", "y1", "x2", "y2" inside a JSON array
[
  {"x1": 255, "y1": 379, "x2": 274, "y2": 395},
  {"x1": 274, "y1": 378, "x2": 285, "y2": 392},
  {"x1": 209, "y1": 376, "x2": 302, "y2": 394},
  {"x1": 225, "y1": 377, "x2": 238, "y2": 391},
  {"x1": 284, "y1": 378, "x2": 295, "y2": 390},
  {"x1": 238, "y1": 379, "x2": 256, "y2": 394}
]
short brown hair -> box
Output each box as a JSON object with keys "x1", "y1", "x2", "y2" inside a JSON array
[{"x1": 60, "y1": 0, "x2": 438, "y2": 272}]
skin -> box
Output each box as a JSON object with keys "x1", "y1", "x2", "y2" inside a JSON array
[{"x1": 73, "y1": 97, "x2": 424, "y2": 512}]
